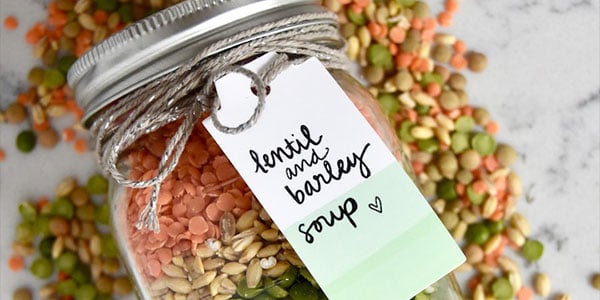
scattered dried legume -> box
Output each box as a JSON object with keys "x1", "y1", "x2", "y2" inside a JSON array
[
  {"x1": 591, "y1": 273, "x2": 600, "y2": 290},
  {"x1": 534, "y1": 272, "x2": 551, "y2": 296},
  {"x1": 15, "y1": 130, "x2": 37, "y2": 153},
  {"x1": 12, "y1": 287, "x2": 31, "y2": 300},
  {"x1": 8, "y1": 174, "x2": 133, "y2": 299}
]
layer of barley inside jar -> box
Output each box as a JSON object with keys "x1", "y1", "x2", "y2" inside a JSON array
[{"x1": 67, "y1": 0, "x2": 464, "y2": 299}]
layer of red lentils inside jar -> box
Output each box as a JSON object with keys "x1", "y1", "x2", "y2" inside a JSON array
[{"x1": 125, "y1": 121, "x2": 253, "y2": 279}]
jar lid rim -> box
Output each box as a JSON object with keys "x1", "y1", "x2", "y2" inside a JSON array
[{"x1": 67, "y1": 0, "x2": 324, "y2": 125}]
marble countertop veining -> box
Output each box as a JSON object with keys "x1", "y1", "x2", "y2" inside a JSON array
[{"x1": 1, "y1": 0, "x2": 599, "y2": 299}]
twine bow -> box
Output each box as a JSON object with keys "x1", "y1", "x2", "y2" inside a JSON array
[{"x1": 89, "y1": 12, "x2": 348, "y2": 232}]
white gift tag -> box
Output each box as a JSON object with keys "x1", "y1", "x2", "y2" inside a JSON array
[{"x1": 203, "y1": 53, "x2": 464, "y2": 299}]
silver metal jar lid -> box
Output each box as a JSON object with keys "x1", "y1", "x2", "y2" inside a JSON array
[{"x1": 67, "y1": 0, "x2": 332, "y2": 125}]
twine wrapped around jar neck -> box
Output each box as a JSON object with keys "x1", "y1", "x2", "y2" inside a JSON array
[{"x1": 89, "y1": 11, "x2": 348, "y2": 232}]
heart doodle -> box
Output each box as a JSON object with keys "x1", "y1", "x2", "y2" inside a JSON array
[{"x1": 368, "y1": 196, "x2": 383, "y2": 213}]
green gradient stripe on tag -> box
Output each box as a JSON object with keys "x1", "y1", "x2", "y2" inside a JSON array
[{"x1": 282, "y1": 163, "x2": 465, "y2": 300}]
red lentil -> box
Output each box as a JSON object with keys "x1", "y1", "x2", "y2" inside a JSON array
[{"x1": 3, "y1": 15, "x2": 19, "y2": 30}]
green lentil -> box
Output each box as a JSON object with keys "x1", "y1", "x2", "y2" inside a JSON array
[
  {"x1": 57, "y1": 55, "x2": 77, "y2": 74},
  {"x1": 486, "y1": 220, "x2": 505, "y2": 234},
  {"x1": 56, "y1": 251, "x2": 79, "y2": 273},
  {"x1": 436, "y1": 178, "x2": 457, "y2": 201},
  {"x1": 419, "y1": 72, "x2": 444, "y2": 88},
  {"x1": 377, "y1": 93, "x2": 400, "y2": 117},
  {"x1": 62, "y1": 21, "x2": 81, "y2": 38},
  {"x1": 117, "y1": 3, "x2": 134, "y2": 22},
  {"x1": 467, "y1": 51, "x2": 487, "y2": 73},
  {"x1": 59, "y1": 35, "x2": 75, "y2": 52},
  {"x1": 456, "y1": 169, "x2": 474, "y2": 184},
  {"x1": 450, "y1": 132, "x2": 470, "y2": 154},
  {"x1": 394, "y1": 70, "x2": 414, "y2": 92},
  {"x1": 495, "y1": 144, "x2": 518, "y2": 166},
  {"x1": 465, "y1": 223, "x2": 490, "y2": 245},
  {"x1": 491, "y1": 277, "x2": 514, "y2": 299},
  {"x1": 397, "y1": 0, "x2": 417, "y2": 7},
  {"x1": 408, "y1": 28, "x2": 422, "y2": 42},
  {"x1": 420, "y1": 180, "x2": 436, "y2": 197},
  {"x1": 471, "y1": 132, "x2": 497, "y2": 156},
  {"x1": 86, "y1": 174, "x2": 108, "y2": 195},
  {"x1": 95, "y1": 275, "x2": 114, "y2": 294},
  {"x1": 18, "y1": 201, "x2": 37, "y2": 222},
  {"x1": 437, "y1": 151, "x2": 458, "y2": 178},
  {"x1": 412, "y1": 1, "x2": 429, "y2": 18},
  {"x1": 455, "y1": 90, "x2": 469, "y2": 107},
  {"x1": 70, "y1": 187, "x2": 90, "y2": 207},
  {"x1": 439, "y1": 90, "x2": 460, "y2": 110},
  {"x1": 440, "y1": 211, "x2": 459, "y2": 230},
  {"x1": 42, "y1": 69, "x2": 66, "y2": 89},
  {"x1": 12, "y1": 287, "x2": 32, "y2": 300},
  {"x1": 400, "y1": 35, "x2": 419, "y2": 53},
  {"x1": 340, "y1": 23, "x2": 356, "y2": 39},
  {"x1": 70, "y1": 263, "x2": 91, "y2": 284},
  {"x1": 96, "y1": 294, "x2": 112, "y2": 300},
  {"x1": 51, "y1": 197, "x2": 75, "y2": 219},
  {"x1": 76, "y1": 203, "x2": 96, "y2": 221},
  {"x1": 415, "y1": 103, "x2": 430, "y2": 115},
  {"x1": 5, "y1": 102, "x2": 27, "y2": 124},
  {"x1": 447, "y1": 73, "x2": 466, "y2": 90},
  {"x1": 521, "y1": 239, "x2": 544, "y2": 262},
  {"x1": 28, "y1": 67, "x2": 45, "y2": 86},
  {"x1": 367, "y1": 44, "x2": 393, "y2": 69},
  {"x1": 39, "y1": 236, "x2": 55, "y2": 258},
  {"x1": 16, "y1": 130, "x2": 37, "y2": 153},
  {"x1": 458, "y1": 149, "x2": 481, "y2": 171},
  {"x1": 57, "y1": 278, "x2": 78, "y2": 296},
  {"x1": 34, "y1": 216, "x2": 52, "y2": 236},
  {"x1": 100, "y1": 235, "x2": 119, "y2": 258},
  {"x1": 425, "y1": 164, "x2": 443, "y2": 182},
  {"x1": 95, "y1": 202, "x2": 111, "y2": 225},
  {"x1": 472, "y1": 107, "x2": 491, "y2": 126},
  {"x1": 434, "y1": 65, "x2": 450, "y2": 82},
  {"x1": 454, "y1": 115, "x2": 475, "y2": 132},
  {"x1": 15, "y1": 222, "x2": 36, "y2": 243},
  {"x1": 365, "y1": 65, "x2": 385, "y2": 84},
  {"x1": 96, "y1": 0, "x2": 118, "y2": 11},
  {"x1": 431, "y1": 44, "x2": 452, "y2": 63},
  {"x1": 74, "y1": 283, "x2": 97, "y2": 300},
  {"x1": 30, "y1": 257, "x2": 54, "y2": 279}
]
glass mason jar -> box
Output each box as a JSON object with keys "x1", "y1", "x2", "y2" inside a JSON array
[{"x1": 68, "y1": 0, "x2": 464, "y2": 299}]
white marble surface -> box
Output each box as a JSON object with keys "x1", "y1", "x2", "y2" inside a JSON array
[{"x1": 0, "y1": 0, "x2": 598, "y2": 299}]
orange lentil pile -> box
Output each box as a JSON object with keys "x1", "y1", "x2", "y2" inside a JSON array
[
  {"x1": 0, "y1": 0, "x2": 181, "y2": 157},
  {"x1": 124, "y1": 121, "x2": 254, "y2": 279}
]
